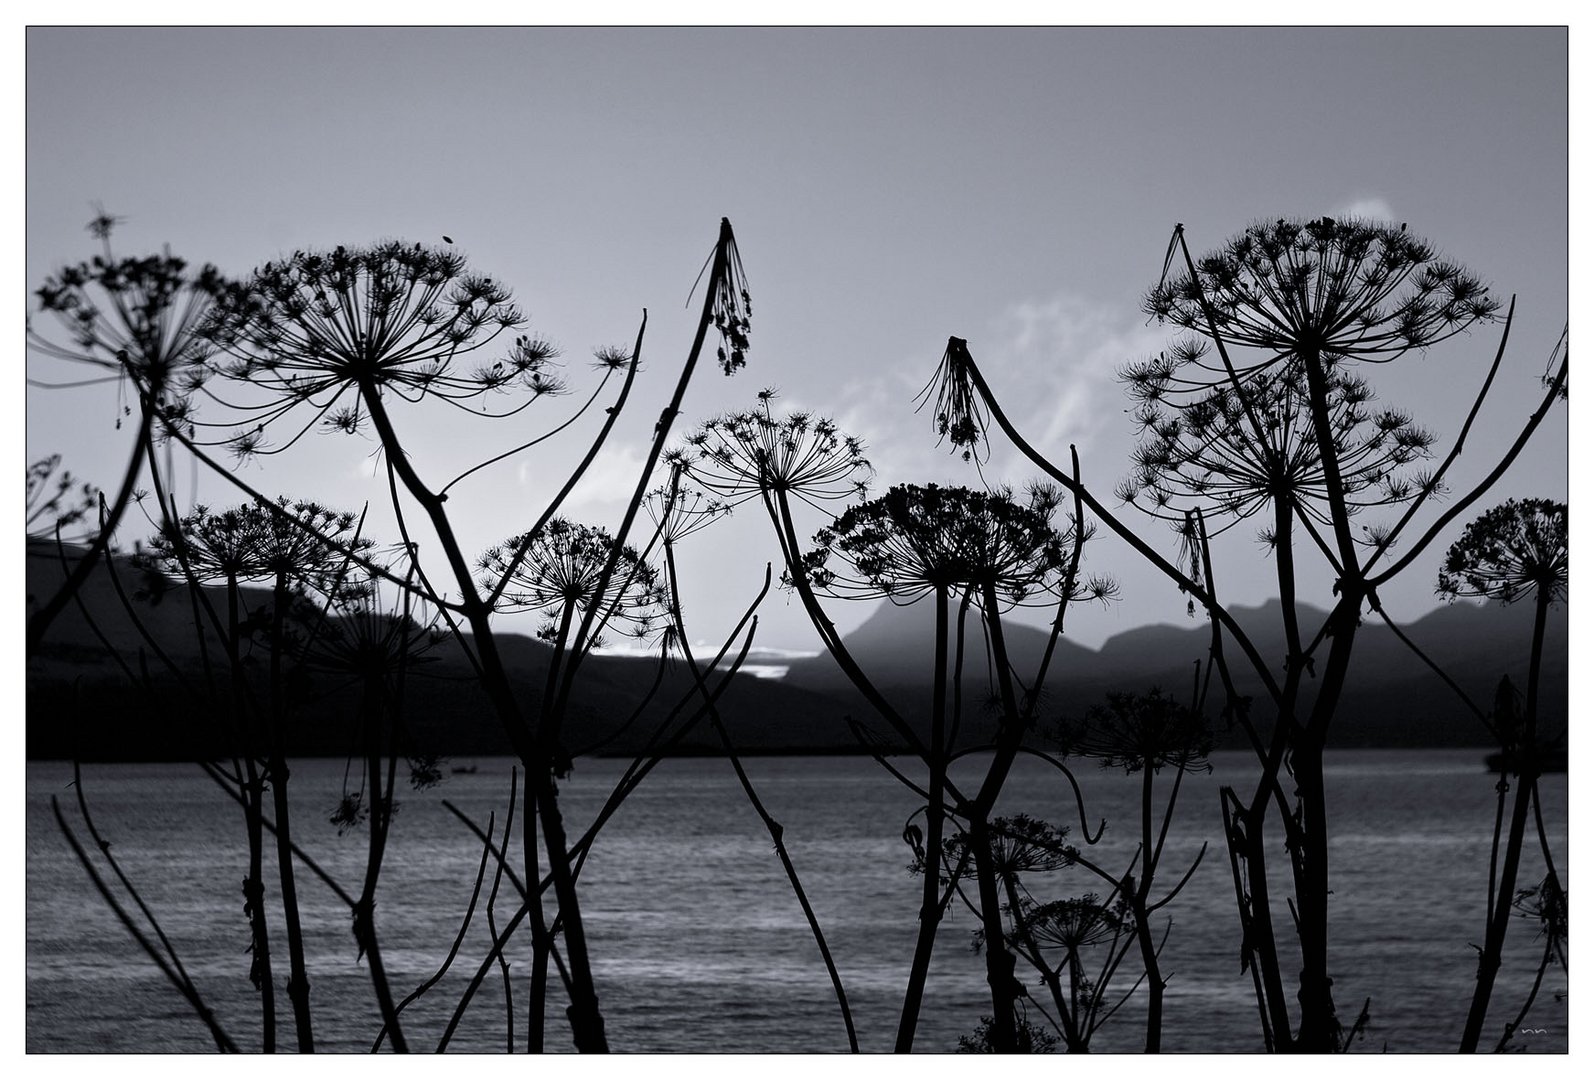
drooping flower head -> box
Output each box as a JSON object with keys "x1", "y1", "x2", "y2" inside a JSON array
[
  {"x1": 28, "y1": 214, "x2": 230, "y2": 431},
  {"x1": 703, "y1": 217, "x2": 753, "y2": 376},
  {"x1": 198, "y1": 241, "x2": 556, "y2": 458},
  {"x1": 682, "y1": 392, "x2": 871, "y2": 509},
  {"x1": 801, "y1": 483, "x2": 1110, "y2": 611},
  {"x1": 918, "y1": 336, "x2": 991, "y2": 462},
  {"x1": 1117, "y1": 352, "x2": 1438, "y2": 538},
  {"x1": 1145, "y1": 217, "x2": 1499, "y2": 370},
  {"x1": 478, "y1": 518, "x2": 665, "y2": 646},
  {"x1": 1437, "y1": 498, "x2": 1568, "y2": 606}
]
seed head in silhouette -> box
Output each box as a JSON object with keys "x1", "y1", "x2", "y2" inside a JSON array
[
  {"x1": 303, "y1": 561, "x2": 443, "y2": 684},
  {"x1": 26, "y1": 456, "x2": 100, "y2": 542},
  {"x1": 138, "y1": 498, "x2": 371, "y2": 593},
  {"x1": 695, "y1": 219, "x2": 753, "y2": 375},
  {"x1": 682, "y1": 393, "x2": 871, "y2": 508},
  {"x1": 917, "y1": 336, "x2": 990, "y2": 461},
  {"x1": 1437, "y1": 498, "x2": 1567, "y2": 606},
  {"x1": 1117, "y1": 354, "x2": 1438, "y2": 536},
  {"x1": 1059, "y1": 688, "x2": 1214, "y2": 774},
  {"x1": 644, "y1": 473, "x2": 732, "y2": 544},
  {"x1": 29, "y1": 214, "x2": 229, "y2": 428},
  {"x1": 478, "y1": 518, "x2": 665, "y2": 647},
  {"x1": 1144, "y1": 217, "x2": 1499, "y2": 369},
  {"x1": 798, "y1": 483, "x2": 1103, "y2": 610},
  {"x1": 1019, "y1": 894, "x2": 1126, "y2": 954},
  {"x1": 197, "y1": 241, "x2": 552, "y2": 458},
  {"x1": 926, "y1": 814, "x2": 1072, "y2": 883}
]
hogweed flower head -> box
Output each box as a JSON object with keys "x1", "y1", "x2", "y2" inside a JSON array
[
  {"x1": 917, "y1": 336, "x2": 991, "y2": 462},
  {"x1": 1117, "y1": 355, "x2": 1438, "y2": 537},
  {"x1": 198, "y1": 241, "x2": 547, "y2": 457},
  {"x1": 138, "y1": 497, "x2": 372, "y2": 592},
  {"x1": 26, "y1": 456, "x2": 99, "y2": 542},
  {"x1": 800, "y1": 483, "x2": 1104, "y2": 611},
  {"x1": 1146, "y1": 217, "x2": 1499, "y2": 369},
  {"x1": 304, "y1": 560, "x2": 443, "y2": 685},
  {"x1": 922, "y1": 813, "x2": 1072, "y2": 883},
  {"x1": 478, "y1": 518, "x2": 666, "y2": 647},
  {"x1": 1059, "y1": 688, "x2": 1213, "y2": 774},
  {"x1": 1437, "y1": 498, "x2": 1568, "y2": 607},
  {"x1": 645, "y1": 471, "x2": 732, "y2": 545},
  {"x1": 683, "y1": 392, "x2": 871, "y2": 509},
  {"x1": 29, "y1": 214, "x2": 230, "y2": 429},
  {"x1": 1019, "y1": 894, "x2": 1127, "y2": 954}
]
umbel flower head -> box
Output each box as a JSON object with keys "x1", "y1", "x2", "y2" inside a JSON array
[
  {"x1": 198, "y1": 241, "x2": 552, "y2": 457},
  {"x1": 1145, "y1": 217, "x2": 1500, "y2": 370},
  {"x1": 682, "y1": 391, "x2": 872, "y2": 508},
  {"x1": 1058, "y1": 688, "x2": 1213, "y2": 774},
  {"x1": 918, "y1": 336, "x2": 991, "y2": 462},
  {"x1": 137, "y1": 498, "x2": 372, "y2": 592},
  {"x1": 478, "y1": 518, "x2": 666, "y2": 646},
  {"x1": 800, "y1": 483, "x2": 1113, "y2": 611},
  {"x1": 1116, "y1": 351, "x2": 1438, "y2": 537},
  {"x1": 28, "y1": 214, "x2": 229, "y2": 427},
  {"x1": 644, "y1": 469, "x2": 732, "y2": 546},
  {"x1": 920, "y1": 813, "x2": 1073, "y2": 883},
  {"x1": 1018, "y1": 894, "x2": 1127, "y2": 954},
  {"x1": 1437, "y1": 498, "x2": 1568, "y2": 607},
  {"x1": 26, "y1": 456, "x2": 99, "y2": 542},
  {"x1": 303, "y1": 562, "x2": 442, "y2": 685}
]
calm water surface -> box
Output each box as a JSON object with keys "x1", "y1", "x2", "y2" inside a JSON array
[{"x1": 26, "y1": 751, "x2": 1568, "y2": 1053}]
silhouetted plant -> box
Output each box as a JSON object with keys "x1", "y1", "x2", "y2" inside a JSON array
[
  {"x1": 135, "y1": 496, "x2": 372, "y2": 1051},
  {"x1": 685, "y1": 391, "x2": 871, "y2": 509},
  {"x1": 26, "y1": 455, "x2": 100, "y2": 543},
  {"x1": 302, "y1": 559, "x2": 449, "y2": 1053},
  {"x1": 936, "y1": 815, "x2": 1136, "y2": 1052},
  {"x1": 479, "y1": 518, "x2": 665, "y2": 649},
  {"x1": 649, "y1": 461, "x2": 858, "y2": 1050},
  {"x1": 1438, "y1": 499, "x2": 1567, "y2": 1052},
  {"x1": 196, "y1": 241, "x2": 544, "y2": 456},
  {"x1": 956, "y1": 1006, "x2": 1059, "y2": 1053},
  {"x1": 26, "y1": 216, "x2": 230, "y2": 648},
  {"x1": 687, "y1": 430, "x2": 1113, "y2": 1052},
  {"x1": 920, "y1": 216, "x2": 1566, "y2": 1052},
  {"x1": 1118, "y1": 357, "x2": 1438, "y2": 539},
  {"x1": 180, "y1": 220, "x2": 752, "y2": 1052},
  {"x1": 1057, "y1": 688, "x2": 1212, "y2": 1051}
]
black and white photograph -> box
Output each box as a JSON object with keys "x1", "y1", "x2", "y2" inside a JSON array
[{"x1": 22, "y1": 19, "x2": 1573, "y2": 1055}]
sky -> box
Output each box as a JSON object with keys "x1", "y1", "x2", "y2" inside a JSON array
[{"x1": 22, "y1": 25, "x2": 1572, "y2": 655}]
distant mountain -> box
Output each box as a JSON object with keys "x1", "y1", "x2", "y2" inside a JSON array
[
  {"x1": 27, "y1": 540, "x2": 1568, "y2": 758},
  {"x1": 25, "y1": 540, "x2": 857, "y2": 761},
  {"x1": 780, "y1": 594, "x2": 1568, "y2": 749}
]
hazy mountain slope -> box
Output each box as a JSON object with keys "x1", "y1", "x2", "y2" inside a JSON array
[{"x1": 780, "y1": 595, "x2": 1568, "y2": 749}]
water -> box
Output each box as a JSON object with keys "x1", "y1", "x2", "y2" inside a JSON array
[{"x1": 26, "y1": 751, "x2": 1568, "y2": 1053}]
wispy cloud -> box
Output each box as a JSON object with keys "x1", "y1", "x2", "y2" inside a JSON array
[
  {"x1": 978, "y1": 293, "x2": 1167, "y2": 465},
  {"x1": 1332, "y1": 195, "x2": 1397, "y2": 223},
  {"x1": 759, "y1": 291, "x2": 1168, "y2": 498}
]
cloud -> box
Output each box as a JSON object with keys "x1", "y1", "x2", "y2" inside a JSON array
[
  {"x1": 755, "y1": 291, "x2": 1168, "y2": 499},
  {"x1": 1332, "y1": 195, "x2": 1397, "y2": 223},
  {"x1": 975, "y1": 293, "x2": 1168, "y2": 465},
  {"x1": 515, "y1": 440, "x2": 653, "y2": 522}
]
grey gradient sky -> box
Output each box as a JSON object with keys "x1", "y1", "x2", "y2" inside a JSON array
[{"x1": 23, "y1": 26, "x2": 1570, "y2": 653}]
